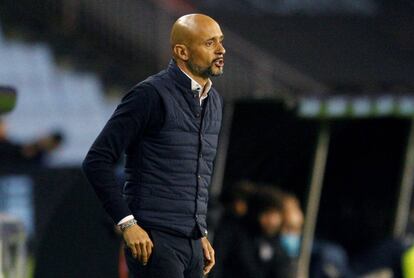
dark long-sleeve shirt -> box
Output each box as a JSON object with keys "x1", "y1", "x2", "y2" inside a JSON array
[{"x1": 82, "y1": 83, "x2": 164, "y2": 223}]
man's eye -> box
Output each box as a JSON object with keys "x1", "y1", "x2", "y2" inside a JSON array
[{"x1": 206, "y1": 41, "x2": 213, "y2": 47}]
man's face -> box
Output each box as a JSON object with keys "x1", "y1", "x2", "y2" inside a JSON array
[
  {"x1": 281, "y1": 200, "x2": 304, "y2": 235},
  {"x1": 186, "y1": 23, "x2": 225, "y2": 79},
  {"x1": 259, "y1": 209, "x2": 282, "y2": 237}
]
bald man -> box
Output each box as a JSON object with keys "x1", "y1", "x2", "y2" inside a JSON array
[{"x1": 83, "y1": 14, "x2": 225, "y2": 277}]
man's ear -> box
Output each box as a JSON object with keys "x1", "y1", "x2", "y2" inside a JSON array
[{"x1": 173, "y1": 44, "x2": 189, "y2": 61}]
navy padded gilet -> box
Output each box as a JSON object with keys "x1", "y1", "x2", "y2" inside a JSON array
[{"x1": 124, "y1": 61, "x2": 222, "y2": 238}]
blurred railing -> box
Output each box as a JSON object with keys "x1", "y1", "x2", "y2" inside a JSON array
[{"x1": 32, "y1": 0, "x2": 327, "y2": 99}]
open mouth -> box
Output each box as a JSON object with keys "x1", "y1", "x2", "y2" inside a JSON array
[{"x1": 214, "y1": 58, "x2": 224, "y2": 68}]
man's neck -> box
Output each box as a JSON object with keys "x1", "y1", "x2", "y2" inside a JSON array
[{"x1": 176, "y1": 61, "x2": 208, "y2": 87}]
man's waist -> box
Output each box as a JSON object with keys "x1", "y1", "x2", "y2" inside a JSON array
[
  {"x1": 129, "y1": 212, "x2": 206, "y2": 239},
  {"x1": 142, "y1": 224, "x2": 203, "y2": 240},
  {"x1": 123, "y1": 182, "x2": 208, "y2": 198}
]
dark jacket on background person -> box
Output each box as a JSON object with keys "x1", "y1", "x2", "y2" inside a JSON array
[
  {"x1": 231, "y1": 190, "x2": 298, "y2": 278},
  {"x1": 0, "y1": 140, "x2": 45, "y2": 171},
  {"x1": 236, "y1": 225, "x2": 297, "y2": 278},
  {"x1": 82, "y1": 60, "x2": 223, "y2": 238}
]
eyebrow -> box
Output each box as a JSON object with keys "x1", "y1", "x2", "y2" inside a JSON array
[{"x1": 206, "y1": 35, "x2": 224, "y2": 42}]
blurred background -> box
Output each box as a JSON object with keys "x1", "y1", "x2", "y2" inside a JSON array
[{"x1": 0, "y1": 0, "x2": 414, "y2": 277}]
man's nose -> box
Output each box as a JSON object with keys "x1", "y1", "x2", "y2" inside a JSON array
[{"x1": 216, "y1": 43, "x2": 226, "y2": 55}]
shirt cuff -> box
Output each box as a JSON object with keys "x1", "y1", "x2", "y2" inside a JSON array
[{"x1": 117, "y1": 215, "x2": 134, "y2": 225}]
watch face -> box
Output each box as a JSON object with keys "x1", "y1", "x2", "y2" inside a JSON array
[{"x1": 0, "y1": 86, "x2": 17, "y2": 115}]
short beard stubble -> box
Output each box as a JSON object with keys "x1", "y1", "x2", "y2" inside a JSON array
[{"x1": 187, "y1": 59, "x2": 223, "y2": 79}]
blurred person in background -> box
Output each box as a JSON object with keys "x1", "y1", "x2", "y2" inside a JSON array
[
  {"x1": 282, "y1": 190, "x2": 412, "y2": 278},
  {"x1": 210, "y1": 180, "x2": 256, "y2": 278},
  {"x1": 83, "y1": 13, "x2": 225, "y2": 278},
  {"x1": 279, "y1": 190, "x2": 352, "y2": 278},
  {"x1": 0, "y1": 118, "x2": 64, "y2": 169},
  {"x1": 311, "y1": 235, "x2": 411, "y2": 277},
  {"x1": 279, "y1": 191, "x2": 303, "y2": 275},
  {"x1": 234, "y1": 185, "x2": 296, "y2": 278},
  {"x1": 0, "y1": 114, "x2": 63, "y2": 254}
]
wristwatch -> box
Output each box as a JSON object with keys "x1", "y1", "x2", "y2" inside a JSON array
[{"x1": 119, "y1": 218, "x2": 137, "y2": 232}]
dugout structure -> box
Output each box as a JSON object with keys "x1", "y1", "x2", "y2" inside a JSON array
[{"x1": 219, "y1": 95, "x2": 414, "y2": 278}]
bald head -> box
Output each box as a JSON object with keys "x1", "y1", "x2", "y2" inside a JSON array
[{"x1": 170, "y1": 14, "x2": 220, "y2": 50}]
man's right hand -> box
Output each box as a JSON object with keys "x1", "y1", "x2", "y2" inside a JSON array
[{"x1": 122, "y1": 224, "x2": 154, "y2": 265}]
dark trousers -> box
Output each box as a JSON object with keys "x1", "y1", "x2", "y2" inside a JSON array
[{"x1": 125, "y1": 229, "x2": 204, "y2": 278}]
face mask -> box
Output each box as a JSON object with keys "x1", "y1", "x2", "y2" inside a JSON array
[{"x1": 280, "y1": 234, "x2": 301, "y2": 258}]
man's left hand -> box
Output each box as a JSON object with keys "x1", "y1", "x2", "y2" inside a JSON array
[{"x1": 201, "y1": 236, "x2": 215, "y2": 275}]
